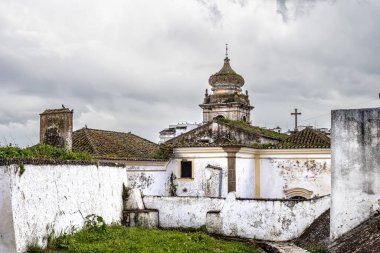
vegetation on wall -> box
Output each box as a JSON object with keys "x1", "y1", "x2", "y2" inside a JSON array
[
  {"x1": 153, "y1": 146, "x2": 171, "y2": 160},
  {"x1": 218, "y1": 118, "x2": 288, "y2": 141},
  {"x1": 30, "y1": 225, "x2": 260, "y2": 253},
  {"x1": 0, "y1": 144, "x2": 94, "y2": 161}
]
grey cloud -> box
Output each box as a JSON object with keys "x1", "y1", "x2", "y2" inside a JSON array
[{"x1": 0, "y1": 0, "x2": 380, "y2": 146}]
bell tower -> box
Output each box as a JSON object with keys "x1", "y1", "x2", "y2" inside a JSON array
[{"x1": 200, "y1": 45, "x2": 254, "y2": 123}]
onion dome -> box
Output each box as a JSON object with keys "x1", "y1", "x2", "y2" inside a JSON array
[{"x1": 208, "y1": 57, "x2": 245, "y2": 88}]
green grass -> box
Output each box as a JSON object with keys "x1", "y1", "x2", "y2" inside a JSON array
[
  {"x1": 218, "y1": 118, "x2": 288, "y2": 141},
  {"x1": 0, "y1": 144, "x2": 94, "y2": 161},
  {"x1": 41, "y1": 226, "x2": 260, "y2": 253}
]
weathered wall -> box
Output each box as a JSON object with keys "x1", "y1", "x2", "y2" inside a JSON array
[
  {"x1": 0, "y1": 166, "x2": 17, "y2": 253},
  {"x1": 172, "y1": 148, "x2": 229, "y2": 197},
  {"x1": 40, "y1": 109, "x2": 73, "y2": 150},
  {"x1": 143, "y1": 196, "x2": 224, "y2": 228},
  {"x1": 142, "y1": 193, "x2": 330, "y2": 241},
  {"x1": 207, "y1": 193, "x2": 330, "y2": 241},
  {"x1": 173, "y1": 148, "x2": 331, "y2": 199},
  {"x1": 0, "y1": 162, "x2": 168, "y2": 253},
  {"x1": 260, "y1": 153, "x2": 331, "y2": 199},
  {"x1": 236, "y1": 154, "x2": 255, "y2": 198},
  {"x1": 331, "y1": 108, "x2": 380, "y2": 240},
  {"x1": 125, "y1": 162, "x2": 170, "y2": 196}
]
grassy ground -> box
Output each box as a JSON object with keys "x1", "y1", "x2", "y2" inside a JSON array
[{"x1": 30, "y1": 226, "x2": 261, "y2": 253}]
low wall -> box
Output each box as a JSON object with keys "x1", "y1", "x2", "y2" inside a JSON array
[
  {"x1": 208, "y1": 194, "x2": 330, "y2": 241},
  {"x1": 0, "y1": 163, "x2": 128, "y2": 253},
  {"x1": 143, "y1": 196, "x2": 224, "y2": 228},
  {"x1": 142, "y1": 193, "x2": 330, "y2": 241}
]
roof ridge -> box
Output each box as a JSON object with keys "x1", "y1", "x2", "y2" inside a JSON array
[
  {"x1": 218, "y1": 119, "x2": 287, "y2": 141},
  {"x1": 74, "y1": 127, "x2": 157, "y2": 146},
  {"x1": 83, "y1": 128, "x2": 99, "y2": 155}
]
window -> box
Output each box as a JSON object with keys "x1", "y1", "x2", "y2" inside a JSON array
[
  {"x1": 180, "y1": 161, "x2": 193, "y2": 178},
  {"x1": 289, "y1": 196, "x2": 307, "y2": 200},
  {"x1": 214, "y1": 115, "x2": 225, "y2": 120},
  {"x1": 285, "y1": 188, "x2": 313, "y2": 199}
]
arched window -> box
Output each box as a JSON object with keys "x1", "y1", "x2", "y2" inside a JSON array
[
  {"x1": 285, "y1": 188, "x2": 313, "y2": 199},
  {"x1": 242, "y1": 116, "x2": 247, "y2": 122},
  {"x1": 214, "y1": 115, "x2": 225, "y2": 120}
]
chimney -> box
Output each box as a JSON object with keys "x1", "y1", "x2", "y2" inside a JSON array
[{"x1": 39, "y1": 107, "x2": 73, "y2": 150}]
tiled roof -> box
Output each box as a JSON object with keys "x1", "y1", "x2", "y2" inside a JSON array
[
  {"x1": 218, "y1": 118, "x2": 288, "y2": 141},
  {"x1": 72, "y1": 128, "x2": 159, "y2": 160},
  {"x1": 266, "y1": 128, "x2": 330, "y2": 149}
]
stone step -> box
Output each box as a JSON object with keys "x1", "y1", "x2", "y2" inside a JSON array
[
  {"x1": 122, "y1": 209, "x2": 159, "y2": 228},
  {"x1": 262, "y1": 242, "x2": 309, "y2": 253}
]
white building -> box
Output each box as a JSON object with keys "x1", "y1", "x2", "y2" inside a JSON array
[{"x1": 158, "y1": 122, "x2": 201, "y2": 144}]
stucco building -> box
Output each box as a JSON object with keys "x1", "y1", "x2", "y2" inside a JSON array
[{"x1": 39, "y1": 52, "x2": 331, "y2": 200}]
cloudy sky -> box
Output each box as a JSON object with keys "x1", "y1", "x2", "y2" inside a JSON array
[{"x1": 0, "y1": 0, "x2": 379, "y2": 146}]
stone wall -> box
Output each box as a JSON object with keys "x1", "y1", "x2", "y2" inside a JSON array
[
  {"x1": 331, "y1": 108, "x2": 380, "y2": 240},
  {"x1": 39, "y1": 109, "x2": 73, "y2": 150}
]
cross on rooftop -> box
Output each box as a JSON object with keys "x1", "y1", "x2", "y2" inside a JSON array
[
  {"x1": 225, "y1": 43, "x2": 228, "y2": 58},
  {"x1": 291, "y1": 108, "x2": 301, "y2": 132}
]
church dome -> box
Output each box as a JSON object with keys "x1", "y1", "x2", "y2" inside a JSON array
[{"x1": 208, "y1": 57, "x2": 245, "y2": 88}]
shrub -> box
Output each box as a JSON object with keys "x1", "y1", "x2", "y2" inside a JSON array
[{"x1": 0, "y1": 144, "x2": 94, "y2": 161}]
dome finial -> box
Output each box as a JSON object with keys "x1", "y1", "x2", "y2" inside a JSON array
[{"x1": 225, "y1": 43, "x2": 228, "y2": 58}]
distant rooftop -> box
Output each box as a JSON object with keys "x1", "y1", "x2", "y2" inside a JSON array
[{"x1": 73, "y1": 127, "x2": 160, "y2": 160}]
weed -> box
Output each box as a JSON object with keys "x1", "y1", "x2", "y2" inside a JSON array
[
  {"x1": 307, "y1": 245, "x2": 328, "y2": 253},
  {"x1": 26, "y1": 242, "x2": 44, "y2": 253},
  {"x1": 19, "y1": 163, "x2": 25, "y2": 176},
  {"x1": 84, "y1": 214, "x2": 106, "y2": 233},
  {"x1": 122, "y1": 183, "x2": 131, "y2": 201}
]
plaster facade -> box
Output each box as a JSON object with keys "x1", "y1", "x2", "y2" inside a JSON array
[
  {"x1": 142, "y1": 193, "x2": 330, "y2": 241},
  {"x1": 331, "y1": 108, "x2": 380, "y2": 240},
  {"x1": 207, "y1": 193, "x2": 330, "y2": 241},
  {"x1": 172, "y1": 147, "x2": 331, "y2": 199},
  {"x1": 0, "y1": 162, "x2": 167, "y2": 253}
]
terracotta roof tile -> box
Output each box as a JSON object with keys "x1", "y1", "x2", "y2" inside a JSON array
[{"x1": 72, "y1": 128, "x2": 159, "y2": 160}]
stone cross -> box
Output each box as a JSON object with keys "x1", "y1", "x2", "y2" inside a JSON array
[{"x1": 291, "y1": 108, "x2": 301, "y2": 132}]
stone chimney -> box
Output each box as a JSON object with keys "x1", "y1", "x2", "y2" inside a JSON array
[{"x1": 40, "y1": 107, "x2": 73, "y2": 150}]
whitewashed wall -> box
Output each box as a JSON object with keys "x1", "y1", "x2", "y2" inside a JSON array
[
  {"x1": 125, "y1": 161, "x2": 170, "y2": 196},
  {"x1": 172, "y1": 148, "x2": 229, "y2": 198},
  {"x1": 259, "y1": 151, "x2": 331, "y2": 199},
  {"x1": 0, "y1": 162, "x2": 168, "y2": 253},
  {"x1": 208, "y1": 193, "x2": 330, "y2": 241},
  {"x1": 173, "y1": 148, "x2": 331, "y2": 199},
  {"x1": 142, "y1": 193, "x2": 330, "y2": 241},
  {"x1": 143, "y1": 196, "x2": 224, "y2": 228},
  {"x1": 331, "y1": 108, "x2": 380, "y2": 240},
  {"x1": 0, "y1": 166, "x2": 16, "y2": 253},
  {"x1": 236, "y1": 153, "x2": 255, "y2": 198}
]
